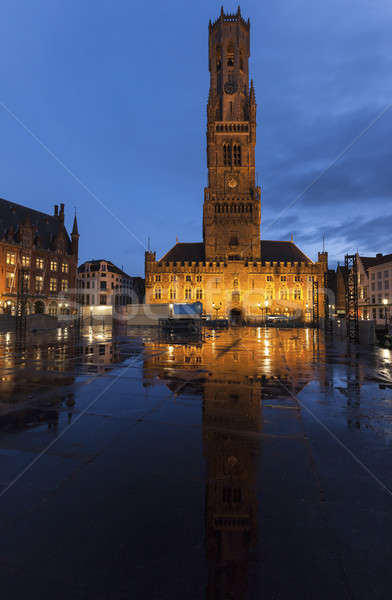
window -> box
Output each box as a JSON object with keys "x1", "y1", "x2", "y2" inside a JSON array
[
  {"x1": 293, "y1": 289, "x2": 301, "y2": 300},
  {"x1": 50, "y1": 278, "x2": 57, "y2": 292},
  {"x1": 223, "y1": 144, "x2": 232, "y2": 166},
  {"x1": 226, "y1": 42, "x2": 234, "y2": 66},
  {"x1": 155, "y1": 274, "x2": 161, "y2": 282},
  {"x1": 170, "y1": 275, "x2": 177, "y2": 282},
  {"x1": 6, "y1": 271, "x2": 14, "y2": 290},
  {"x1": 196, "y1": 288, "x2": 203, "y2": 300},
  {"x1": 154, "y1": 287, "x2": 161, "y2": 300},
  {"x1": 23, "y1": 273, "x2": 30, "y2": 290},
  {"x1": 294, "y1": 275, "x2": 301, "y2": 282},
  {"x1": 61, "y1": 262, "x2": 69, "y2": 273},
  {"x1": 36, "y1": 258, "x2": 44, "y2": 269},
  {"x1": 233, "y1": 144, "x2": 241, "y2": 166},
  {"x1": 50, "y1": 260, "x2": 58, "y2": 271},
  {"x1": 196, "y1": 275, "x2": 202, "y2": 282},
  {"x1": 35, "y1": 275, "x2": 44, "y2": 292},
  {"x1": 385, "y1": 270, "x2": 389, "y2": 278},
  {"x1": 61, "y1": 279, "x2": 68, "y2": 291},
  {"x1": 233, "y1": 277, "x2": 238, "y2": 288},
  {"x1": 186, "y1": 275, "x2": 192, "y2": 282},
  {"x1": 280, "y1": 288, "x2": 288, "y2": 300},
  {"x1": 371, "y1": 273, "x2": 375, "y2": 280},
  {"x1": 169, "y1": 288, "x2": 176, "y2": 300},
  {"x1": 6, "y1": 252, "x2": 15, "y2": 265},
  {"x1": 22, "y1": 255, "x2": 30, "y2": 267},
  {"x1": 266, "y1": 275, "x2": 273, "y2": 282},
  {"x1": 185, "y1": 288, "x2": 192, "y2": 300},
  {"x1": 101, "y1": 263, "x2": 106, "y2": 271},
  {"x1": 100, "y1": 295, "x2": 107, "y2": 305},
  {"x1": 280, "y1": 275, "x2": 287, "y2": 282},
  {"x1": 378, "y1": 281, "x2": 382, "y2": 290},
  {"x1": 378, "y1": 271, "x2": 382, "y2": 279},
  {"x1": 385, "y1": 280, "x2": 389, "y2": 290},
  {"x1": 371, "y1": 283, "x2": 376, "y2": 291},
  {"x1": 100, "y1": 281, "x2": 107, "y2": 290}
]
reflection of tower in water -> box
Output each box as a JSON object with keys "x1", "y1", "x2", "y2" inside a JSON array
[{"x1": 203, "y1": 358, "x2": 261, "y2": 599}]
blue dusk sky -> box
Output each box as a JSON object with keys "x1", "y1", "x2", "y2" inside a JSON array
[{"x1": 0, "y1": 0, "x2": 391, "y2": 275}]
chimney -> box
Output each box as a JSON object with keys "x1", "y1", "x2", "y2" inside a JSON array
[
  {"x1": 59, "y1": 203, "x2": 64, "y2": 223},
  {"x1": 54, "y1": 204, "x2": 58, "y2": 217},
  {"x1": 376, "y1": 253, "x2": 383, "y2": 258}
]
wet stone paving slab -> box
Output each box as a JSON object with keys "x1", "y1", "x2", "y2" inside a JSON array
[{"x1": 0, "y1": 325, "x2": 391, "y2": 599}]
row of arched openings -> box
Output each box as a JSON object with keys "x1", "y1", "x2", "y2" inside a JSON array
[
  {"x1": 223, "y1": 144, "x2": 241, "y2": 166},
  {"x1": 215, "y1": 203, "x2": 253, "y2": 214}
]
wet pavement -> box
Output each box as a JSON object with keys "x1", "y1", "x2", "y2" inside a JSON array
[{"x1": 0, "y1": 325, "x2": 391, "y2": 599}]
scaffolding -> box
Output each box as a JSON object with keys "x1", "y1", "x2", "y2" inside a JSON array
[
  {"x1": 344, "y1": 254, "x2": 359, "y2": 343},
  {"x1": 312, "y1": 278, "x2": 319, "y2": 327}
]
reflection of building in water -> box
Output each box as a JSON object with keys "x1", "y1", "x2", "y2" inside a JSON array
[
  {"x1": 203, "y1": 357, "x2": 260, "y2": 598},
  {"x1": 143, "y1": 328, "x2": 332, "y2": 598}
]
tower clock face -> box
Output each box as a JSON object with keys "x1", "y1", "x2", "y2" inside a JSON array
[{"x1": 224, "y1": 81, "x2": 236, "y2": 94}]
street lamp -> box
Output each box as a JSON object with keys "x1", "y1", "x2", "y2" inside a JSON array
[
  {"x1": 383, "y1": 298, "x2": 389, "y2": 332},
  {"x1": 264, "y1": 299, "x2": 269, "y2": 322}
]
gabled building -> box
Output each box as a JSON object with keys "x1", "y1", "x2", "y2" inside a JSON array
[
  {"x1": 145, "y1": 9, "x2": 327, "y2": 320},
  {"x1": 0, "y1": 198, "x2": 79, "y2": 315},
  {"x1": 77, "y1": 259, "x2": 144, "y2": 311}
]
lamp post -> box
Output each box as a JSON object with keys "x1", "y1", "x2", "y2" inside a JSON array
[
  {"x1": 383, "y1": 298, "x2": 389, "y2": 332},
  {"x1": 264, "y1": 300, "x2": 269, "y2": 322}
]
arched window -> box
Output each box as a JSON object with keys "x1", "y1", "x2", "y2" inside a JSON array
[
  {"x1": 227, "y1": 43, "x2": 234, "y2": 67},
  {"x1": 293, "y1": 288, "x2": 302, "y2": 300},
  {"x1": 233, "y1": 144, "x2": 241, "y2": 166},
  {"x1": 240, "y1": 203, "x2": 244, "y2": 213},
  {"x1": 216, "y1": 46, "x2": 222, "y2": 71},
  {"x1": 196, "y1": 288, "x2": 203, "y2": 300},
  {"x1": 223, "y1": 144, "x2": 232, "y2": 166},
  {"x1": 185, "y1": 288, "x2": 192, "y2": 300},
  {"x1": 265, "y1": 287, "x2": 273, "y2": 301},
  {"x1": 223, "y1": 203, "x2": 228, "y2": 213},
  {"x1": 169, "y1": 287, "x2": 176, "y2": 300},
  {"x1": 229, "y1": 236, "x2": 238, "y2": 247},
  {"x1": 247, "y1": 203, "x2": 252, "y2": 213}
]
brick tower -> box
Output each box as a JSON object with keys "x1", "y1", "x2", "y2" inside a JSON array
[{"x1": 203, "y1": 7, "x2": 261, "y2": 261}]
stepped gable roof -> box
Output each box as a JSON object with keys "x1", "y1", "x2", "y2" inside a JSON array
[
  {"x1": 160, "y1": 243, "x2": 205, "y2": 262},
  {"x1": 159, "y1": 240, "x2": 312, "y2": 263},
  {"x1": 260, "y1": 240, "x2": 312, "y2": 263},
  {"x1": 0, "y1": 197, "x2": 71, "y2": 251}
]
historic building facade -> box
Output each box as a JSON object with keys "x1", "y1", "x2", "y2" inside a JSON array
[
  {"x1": 0, "y1": 198, "x2": 79, "y2": 315},
  {"x1": 145, "y1": 8, "x2": 327, "y2": 320}
]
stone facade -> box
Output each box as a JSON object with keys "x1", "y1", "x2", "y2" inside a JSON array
[
  {"x1": 0, "y1": 199, "x2": 79, "y2": 315},
  {"x1": 145, "y1": 8, "x2": 327, "y2": 320}
]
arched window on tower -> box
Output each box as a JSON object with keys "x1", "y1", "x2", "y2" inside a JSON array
[
  {"x1": 223, "y1": 144, "x2": 232, "y2": 166},
  {"x1": 227, "y1": 43, "x2": 234, "y2": 67},
  {"x1": 239, "y1": 51, "x2": 244, "y2": 71},
  {"x1": 216, "y1": 46, "x2": 222, "y2": 71},
  {"x1": 233, "y1": 144, "x2": 241, "y2": 166}
]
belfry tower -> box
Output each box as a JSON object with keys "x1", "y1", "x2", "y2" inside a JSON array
[{"x1": 203, "y1": 7, "x2": 261, "y2": 261}]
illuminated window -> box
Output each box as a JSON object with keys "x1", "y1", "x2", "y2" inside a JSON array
[
  {"x1": 61, "y1": 279, "x2": 68, "y2": 291},
  {"x1": 6, "y1": 252, "x2": 15, "y2": 265},
  {"x1": 50, "y1": 278, "x2": 57, "y2": 292},
  {"x1": 35, "y1": 275, "x2": 43, "y2": 292},
  {"x1": 50, "y1": 260, "x2": 58, "y2": 271},
  {"x1": 61, "y1": 262, "x2": 69, "y2": 273},
  {"x1": 36, "y1": 258, "x2": 44, "y2": 269},
  {"x1": 293, "y1": 288, "x2": 302, "y2": 300},
  {"x1": 6, "y1": 271, "x2": 14, "y2": 289},
  {"x1": 155, "y1": 287, "x2": 161, "y2": 300},
  {"x1": 196, "y1": 288, "x2": 203, "y2": 300},
  {"x1": 23, "y1": 273, "x2": 30, "y2": 290},
  {"x1": 280, "y1": 288, "x2": 288, "y2": 300},
  {"x1": 22, "y1": 255, "x2": 30, "y2": 267}
]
